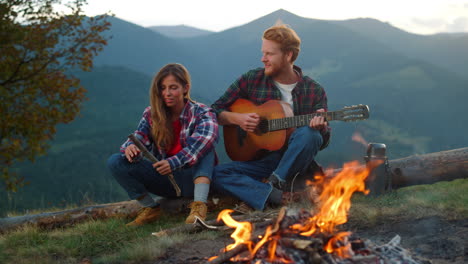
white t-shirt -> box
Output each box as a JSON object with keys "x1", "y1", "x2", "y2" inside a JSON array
[{"x1": 274, "y1": 81, "x2": 297, "y2": 107}]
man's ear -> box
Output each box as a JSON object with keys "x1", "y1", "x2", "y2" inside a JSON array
[{"x1": 286, "y1": 51, "x2": 293, "y2": 63}]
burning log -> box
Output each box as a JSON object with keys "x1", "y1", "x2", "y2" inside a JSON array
[
  {"x1": 208, "y1": 207, "x2": 426, "y2": 264},
  {"x1": 207, "y1": 160, "x2": 428, "y2": 264}
]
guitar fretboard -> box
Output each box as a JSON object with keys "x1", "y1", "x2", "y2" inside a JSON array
[{"x1": 268, "y1": 112, "x2": 338, "y2": 132}]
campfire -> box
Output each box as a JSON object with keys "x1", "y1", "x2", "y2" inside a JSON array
[{"x1": 208, "y1": 160, "x2": 423, "y2": 264}]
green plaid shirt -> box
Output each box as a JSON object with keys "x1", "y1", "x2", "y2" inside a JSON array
[{"x1": 211, "y1": 65, "x2": 330, "y2": 149}]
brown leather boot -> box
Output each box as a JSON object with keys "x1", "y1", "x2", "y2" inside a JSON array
[
  {"x1": 185, "y1": 201, "x2": 207, "y2": 224},
  {"x1": 126, "y1": 206, "x2": 161, "y2": 227}
]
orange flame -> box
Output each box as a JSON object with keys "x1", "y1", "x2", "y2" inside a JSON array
[
  {"x1": 214, "y1": 159, "x2": 381, "y2": 261},
  {"x1": 295, "y1": 160, "x2": 379, "y2": 236},
  {"x1": 325, "y1": 231, "x2": 353, "y2": 258},
  {"x1": 217, "y1": 209, "x2": 253, "y2": 251}
]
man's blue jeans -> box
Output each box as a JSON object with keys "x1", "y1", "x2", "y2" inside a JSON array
[
  {"x1": 107, "y1": 150, "x2": 215, "y2": 199},
  {"x1": 212, "y1": 126, "x2": 323, "y2": 210}
]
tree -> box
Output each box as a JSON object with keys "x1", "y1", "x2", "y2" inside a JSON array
[{"x1": 0, "y1": 0, "x2": 111, "y2": 191}]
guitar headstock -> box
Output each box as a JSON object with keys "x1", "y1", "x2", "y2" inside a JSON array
[{"x1": 335, "y1": 104, "x2": 370, "y2": 122}]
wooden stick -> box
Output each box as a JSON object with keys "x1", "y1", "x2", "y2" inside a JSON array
[
  {"x1": 152, "y1": 213, "x2": 274, "y2": 237},
  {"x1": 128, "y1": 134, "x2": 181, "y2": 196},
  {"x1": 207, "y1": 244, "x2": 247, "y2": 264}
]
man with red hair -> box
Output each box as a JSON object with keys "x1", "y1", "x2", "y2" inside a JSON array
[{"x1": 211, "y1": 24, "x2": 330, "y2": 211}]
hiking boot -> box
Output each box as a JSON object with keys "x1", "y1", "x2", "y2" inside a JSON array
[
  {"x1": 185, "y1": 201, "x2": 207, "y2": 224},
  {"x1": 233, "y1": 201, "x2": 255, "y2": 214},
  {"x1": 281, "y1": 187, "x2": 314, "y2": 205},
  {"x1": 126, "y1": 206, "x2": 161, "y2": 227},
  {"x1": 268, "y1": 174, "x2": 286, "y2": 191}
]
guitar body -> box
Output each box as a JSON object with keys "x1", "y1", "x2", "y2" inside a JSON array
[
  {"x1": 223, "y1": 99, "x2": 370, "y2": 161},
  {"x1": 224, "y1": 99, "x2": 294, "y2": 161}
]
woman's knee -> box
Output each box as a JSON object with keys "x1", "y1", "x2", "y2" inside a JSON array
[
  {"x1": 193, "y1": 150, "x2": 215, "y2": 181},
  {"x1": 107, "y1": 153, "x2": 127, "y2": 173}
]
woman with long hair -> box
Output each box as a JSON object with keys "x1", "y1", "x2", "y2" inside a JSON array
[{"x1": 107, "y1": 63, "x2": 218, "y2": 226}]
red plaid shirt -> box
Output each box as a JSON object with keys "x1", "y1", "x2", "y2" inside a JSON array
[{"x1": 121, "y1": 100, "x2": 218, "y2": 170}]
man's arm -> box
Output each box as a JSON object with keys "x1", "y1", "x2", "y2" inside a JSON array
[{"x1": 218, "y1": 111, "x2": 260, "y2": 133}]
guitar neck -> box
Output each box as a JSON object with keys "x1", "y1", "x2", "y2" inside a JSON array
[{"x1": 268, "y1": 112, "x2": 337, "y2": 132}]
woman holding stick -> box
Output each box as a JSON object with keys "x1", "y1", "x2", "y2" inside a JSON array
[{"x1": 107, "y1": 63, "x2": 218, "y2": 226}]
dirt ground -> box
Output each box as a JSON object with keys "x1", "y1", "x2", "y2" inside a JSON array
[{"x1": 151, "y1": 214, "x2": 467, "y2": 264}]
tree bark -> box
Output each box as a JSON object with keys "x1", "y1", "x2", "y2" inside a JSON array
[
  {"x1": 389, "y1": 147, "x2": 468, "y2": 188},
  {"x1": 0, "y1": 200, "x2": 140, "y2": 233}
]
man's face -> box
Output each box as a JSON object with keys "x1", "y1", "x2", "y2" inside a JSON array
[{"x1": 261, "y1": 39, "x2": 290, "y2": 77}]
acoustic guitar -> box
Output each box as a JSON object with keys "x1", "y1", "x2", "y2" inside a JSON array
[{"x1": 223, "y1": 99, "x2": 369, "y2": 161}]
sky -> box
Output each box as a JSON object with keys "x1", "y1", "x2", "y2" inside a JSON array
[{"x1": 81, "y1": 0, "x2": 468, "y2": 35}]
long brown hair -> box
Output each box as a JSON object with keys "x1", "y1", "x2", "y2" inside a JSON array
[{"x1": 149, "y1": 63, "x2": 192, "y2": 150}]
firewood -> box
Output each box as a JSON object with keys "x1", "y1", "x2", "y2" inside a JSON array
[{"x1": 206, "y1": 244, "x2": 247, "y2": 264}]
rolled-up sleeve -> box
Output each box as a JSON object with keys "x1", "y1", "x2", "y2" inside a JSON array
[{"x1": 120, "y1": 107, "x2": 154, "y2": 155}]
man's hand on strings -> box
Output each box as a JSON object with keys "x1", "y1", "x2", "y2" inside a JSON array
[{"x1": 309, "y1": 109, "x2": 328, "y2": 130}]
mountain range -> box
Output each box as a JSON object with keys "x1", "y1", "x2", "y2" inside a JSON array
[
  {"x1": 3, "y1": 9, "x2": 467, "y2": 215},
  {"x1": 148, "y1": 25, "x2": 213, "y2": 38}
]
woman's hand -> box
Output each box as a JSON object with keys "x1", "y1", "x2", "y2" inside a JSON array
[
  {"x1": 153, "y1": 160, "x2": 172, "y2": 175},
  {"x1": 124, "y1": 144, "x2": 141, "y2": 162}
]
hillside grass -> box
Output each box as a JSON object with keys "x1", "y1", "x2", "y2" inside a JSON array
[{"x1": 0, "y1": 178, "x2": 467, "y2": 264}]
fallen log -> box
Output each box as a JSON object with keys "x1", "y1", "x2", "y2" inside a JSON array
[
  {"x1": 389, "y1": 147, "x2": 468, "y2": 188},
  {"x1": 1, "y1": 147, "x2": 467, "y2": 233},
  {"x1": 0, "y1": 196, "x2": 238, "y2": 233},
  {"x1": 0, "y1": 200, "x2": 140, "y2": 233},
  {"x1": 322, "y1": 147, "x2": 468, "y2": 189}
]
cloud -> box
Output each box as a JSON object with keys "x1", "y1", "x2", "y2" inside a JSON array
[
  {"x1": 446, "y1": 17, "x2": 468, "y2": 32},
  {"x1": 411, "y1": 17, "x2": 446, "y2": 28},
  {"x1": 409, "y1": 15, "x2": 468, "y2": 34}
]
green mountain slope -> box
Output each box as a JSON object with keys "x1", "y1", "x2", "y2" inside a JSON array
[
  {"x1": 331, "y1": 17, "x2": 468, "y2": 78},
  {"x1": 148, "y1": 25, "x2": 214, "y2": 38},
  {"x1": 3, "y1": 9, "x2": 468, "y2": 215}
]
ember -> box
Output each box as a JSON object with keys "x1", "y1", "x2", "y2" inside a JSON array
[{"x1": 208, "y1": 160, "x2": 423, "y2": 263}]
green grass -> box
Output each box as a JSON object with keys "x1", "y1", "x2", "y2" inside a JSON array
[
  {"x1": 1, "y1": 178, "x2": 467, "y2": 263},
  {"x1": 349, "y1": 178, "x2": 468, "y2": 226},
  {"x1": 0, "y1": 214, "x2": 219, "y2": 264}
]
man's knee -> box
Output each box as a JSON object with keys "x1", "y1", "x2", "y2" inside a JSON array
[{"x1": 291, "y1": 127, "x2": 323, "y2": 149}]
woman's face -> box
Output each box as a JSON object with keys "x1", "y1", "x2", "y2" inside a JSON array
[{"x1": 160, "y1": 74, "x2": 188, "y2": 110}]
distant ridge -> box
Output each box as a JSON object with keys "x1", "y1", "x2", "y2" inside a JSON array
[
  {"x1": 148, "y1": 25, "x2": 213, "y2": 38},
  {"x1": 7, "y1": 9, "x2": 468, "y2": 216}
]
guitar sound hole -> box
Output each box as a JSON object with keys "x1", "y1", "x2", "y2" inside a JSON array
[{"x1": 258, "y1": 119, "x2": 269, "y2": 134}]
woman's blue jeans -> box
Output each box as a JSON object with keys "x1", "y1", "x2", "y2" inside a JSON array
[
  {"x1": 107, "y1": 150, "x2": 215, "y2": 199},
  {"x1": 212, "y1": 126, "x2": 323, "y2": 210}
]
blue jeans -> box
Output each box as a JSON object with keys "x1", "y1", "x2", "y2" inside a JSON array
[
  {"x1": 212, "y1": 126, "x2": 323, "y2": 210},
  {"x1": 107, "y1": 150, "x2": 215, "y2": 199}
]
